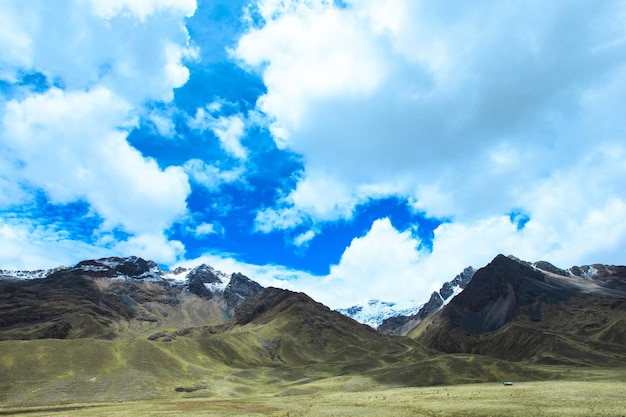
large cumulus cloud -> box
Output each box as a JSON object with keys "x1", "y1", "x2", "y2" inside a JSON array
[
  {"x1": 0, "y1": 0, "x2": 197, "y2": 267},
  {"x1": 234, "y1": 0, "x2": 626, "y2": 269}
]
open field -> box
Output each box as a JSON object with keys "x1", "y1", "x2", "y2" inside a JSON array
[{"x1": 2, "y1": 369, "x2": 625, "y2": 417}]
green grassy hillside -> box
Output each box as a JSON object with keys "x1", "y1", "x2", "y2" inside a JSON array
[
  {"x1": 2, "y1": 369, "x2": 625, "y2": 417},
  {"x1": 0, "y1": 287, "x2": 566, "y2": 408},
  {"x1": 1, "y1": 258, "x2": 625, "y2": 410}
]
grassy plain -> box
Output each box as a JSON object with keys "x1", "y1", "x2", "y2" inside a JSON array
[{"x1": 2, "y1": 368, "x2": 624, "y2": 417}]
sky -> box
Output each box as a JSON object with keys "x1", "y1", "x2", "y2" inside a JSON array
[{"x1": 1, "y1": 0, "x2": 625, "y2": 309}]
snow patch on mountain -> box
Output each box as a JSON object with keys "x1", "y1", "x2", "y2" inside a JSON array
[
  {"x1": 337, "y1": 299, "x2": 422, "y2": 328},
  {"x1": 69, "y1": 256, "x2": 164, "y2": 281},
  {"x1": 445, "y1": 284, "x2": 464, "y2": 304},
  {"x1": 162, "y1": 266, "x2": 191, "y2": 281},
  {"x1": 0, "y1": 267, "x2": 65, "y2": 280},
  {"x1": 351, "y1": 266, "x2": 477, "y2": 332},
  {"x1": 203, "y1": 275, "x2": 231, "y2": 293}
]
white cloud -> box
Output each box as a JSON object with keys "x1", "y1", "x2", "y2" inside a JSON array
[
  {"x1": 236, "y1": 0, "x2": 387, "y2": 140},
  {"x1": 111, "y1": 232, "x2": 185, "y2": 265},
  {"x1": 0, "y1": 156, "x2": 28, "y2": 209},
  {"x1": 293, "y1": 229, "x2": 316, "y2": 247},
  {"x1": 0, "y1": 217, "x2": 188, "y2": 269},
  {"x1": 0, "y1": 0, "x2": 197, "y2": 103},
  {"x1": 254, "y1": 205, "x2": 303, "y2": 234},
  {"x1": 90, "y1": 0, "x2": 196, "y2": 21},
  {"x1": 147, "y1": 107, "x2": 177, "y2": 138},
  {"x1": 190, "y1": 107, "x2": 248, "y2": 160},
  {"x1": 236, "y1": 0, "x2": 626, "y2": 210},
  {"x1": 254, "y1": 170, "x2": 406, "y2": 234},
  {"x1": 235, "y1": 0, "x2": 626, "y2": 267},
  {"x1": 320, "y1": 218, "x2": 429, "y2": 306},
  {"x1": 0, "y1": 4, "x2": 32, "y2": 81},
  {"x1": 1, "y1": 88, "x2": 190, "y2": 235},
  {"x1": 517, "y1": 145, "x2": 626, "y2": 265},
  {"x1": 254, "y1": 172, "x2": 357, "y2": 232},
  {"x1": 183, "y1": 158, "x2": 245, "y2": 191},
  {"x1": 0, "y1": 0, "x2": 198, "y2": 267},
  {"x1": 194, "y1": 222, "x2": 222, "y2": 237},
  {"x1": 180, "y1": 217, "x2": 493, "y2": 309},
  {"x1": 0, "y1": 218, "x2": 108, "y2": 270},
  {"x1": 315, "y1": 217, "x2": 518, "y2": 308}
]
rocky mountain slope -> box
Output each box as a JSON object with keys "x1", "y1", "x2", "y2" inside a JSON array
[
  {"x1": 1, "y1": 254, "x2": 625, "y2": 407},
  {"x1": 378, "y1": 266, "x2": 475, "y2": 334},
  {"x1": 0, "y1": 255, "x2": 563, "y2": 406},
  {"x1": 0, "y1": 256, "x2": 262, "y2": 340},
  {"x1": 410, "y1": 255, "x2": 626, "y2": 366}
]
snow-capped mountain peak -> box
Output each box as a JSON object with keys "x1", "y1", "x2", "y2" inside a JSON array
[
  {"x1": 70, "y1": 256, "x2": 162, "y2": 281},
  {"x1": 0, "y1": 267, "x2": 66, "y2": 280},
  {"x1": 337, "y1": 299, "x2": 422, "y2": 328},
  {"x1": 344, "y1": 266, "x2": 477, "y2": 331}
]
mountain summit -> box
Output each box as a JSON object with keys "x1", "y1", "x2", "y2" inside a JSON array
[
  {"x1": 0, "y1": 256, "x2": 263, "y2": 340},
  {"x1": 410, "y1": 254, "x2": 626, "y2": 366},
  {"x1": 377, "y1": 266, "x2": 475, "y2": 334}
]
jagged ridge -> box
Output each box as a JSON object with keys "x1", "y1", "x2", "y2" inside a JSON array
[
  {"x1": 377, "y1": 266, "x2": 475, "y2": 335},
  {"x1": 0, "y1": 256, "x2": 263, "y2": 341},
  {"x1": 410, "y1": 254, "x2": 626, "y2": 366}
]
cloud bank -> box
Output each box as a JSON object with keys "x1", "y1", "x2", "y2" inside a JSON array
[
  {"x1": 0, "y1": 0, "x2": 197, "y2": 267},
  {"x1": 186, "y1": 0, "x2": 626, "y2": 307},
  {"x1": 2, "y1": 0, "x2": 626, "y2": 310},
  {"x1": 235, "y1": 1, "x2": 626, "y2": 254}
]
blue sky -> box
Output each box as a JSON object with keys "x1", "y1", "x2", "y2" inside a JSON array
[{"x1": 1, "y1": 0, "x2": 626, "y2": 308}]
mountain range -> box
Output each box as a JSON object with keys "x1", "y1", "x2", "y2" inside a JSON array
[
  {"x1": 0, "y1": 254, "x2": 624, "y2": 407},
  {"x1": 411, "y1": 255, "x2": 626, "y2": 366},
  {"x1": 337, "y1": 266, "x2": 476, "y2": 328}
]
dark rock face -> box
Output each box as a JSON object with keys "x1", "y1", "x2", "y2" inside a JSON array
[
  {"x1": 418, "y1": 292, "x2": 443, "y2": 320},
  {"x1": 234, "y1": 287, "x2": 300, "y2": 326},
  {"x1": 413, "y1": 254, "x2": 626, "y2": 366},
  {"x1": 0, "y1": 273, "x2": 132, "y2": 340},
  {"x1": 187, "y1": 264, "x2": 222, "y2": 298},
  {"x1": 106, "y1": 280, "x2": 180, "y2": 306},
  {"x1": 537, "y1": 261, "x2": 626, "y2": 291},
  {"x1": 569, "y1": 265, "x2": 592, "y2": 277},
  {"x1": 439, "y1": 282, "x2": 455, "y2": 300},
  {"x1": 448, "y1": 266, "x2": 475, "y2": 291},
  {"x1": 446, "y1": 255, "x2": 550, "y2": 334},
  {"x1": 586, "y1": 264, "x2": 626, "y2": 291},
  {"x1": 0, "y1": 257, "x2": 266, "y2": 341},
  {"x1": 378, "y1": 266, "x2": 475, "y2": 335},
  {"x1": 533, "y1": 261, "x2": 569, "y2": 277},
  {"x1": 40, "y1": 321, "x2": 73, "y2": 339},
  {"x1": 377, "y1": 315, "x2": 411, "y2": 334},
  {"x1": 187, "y1": 265, "x2": 221, "y2": 284},
  {"x1": 224, "y1": 273, "x2": 263, "y2": 309},
  {"x1": 116, "y1": 257, "x2": 158, "y2": 277},
  {"x1": 70, "y1": 256, "x2": 158, "y2": 279},
  {"x1": 185, "y1": 266, "x2": 263, "y2": 308}
]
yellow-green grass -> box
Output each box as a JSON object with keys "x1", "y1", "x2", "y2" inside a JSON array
[
  {"x1": 2, "y1": 368, "x2": 624, "y2": 416},
  {"x1": 0, "y1": 332, "x2": 591, "y2": 409}
]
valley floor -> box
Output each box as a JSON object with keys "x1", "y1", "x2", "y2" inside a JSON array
[{"x1": 2, "y1": 370, "x2": 625, "y2": 417}]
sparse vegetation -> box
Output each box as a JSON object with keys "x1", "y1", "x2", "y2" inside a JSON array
[
  {"x1": 1, "y1": 256, "x2": 624, "y2": 415},
  {"x1": 1, "y1": 369, "x2": 625, "y2": 416}
]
